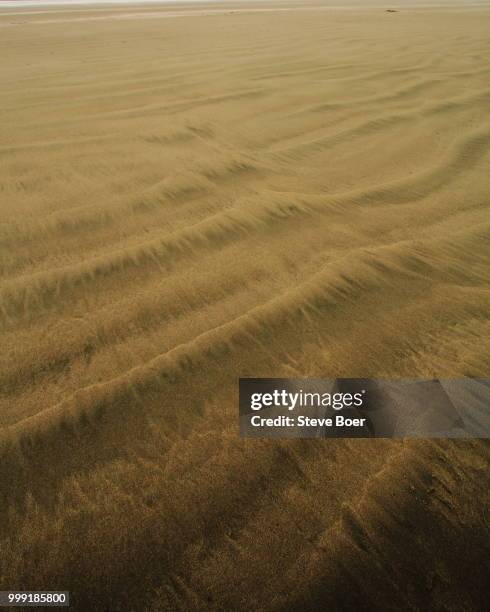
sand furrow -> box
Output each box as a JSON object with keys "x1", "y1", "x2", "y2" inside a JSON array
[{"x1": 2, "y1": 125, "x2": 488, "y2": 325}]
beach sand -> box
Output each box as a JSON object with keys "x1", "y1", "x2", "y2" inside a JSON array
[{"x1": 0, "y1": 2, "x2": 489, "y2": 609}]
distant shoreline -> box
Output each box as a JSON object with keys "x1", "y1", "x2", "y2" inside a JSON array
[
  {"x1": 2, "y1": 0, "x2": 490, "y2": 9},
  {"x1": 0, "y1": 0, "x2": 490, "y2": 12}
]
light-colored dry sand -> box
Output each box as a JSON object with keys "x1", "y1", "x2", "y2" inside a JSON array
[{"x1": 0, "y1": 2, "x2": 489, "y2": 610}]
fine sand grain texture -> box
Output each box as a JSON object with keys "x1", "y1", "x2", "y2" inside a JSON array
[{"x1": 0, "y1": 2, "x2": 489, "y2": 610}]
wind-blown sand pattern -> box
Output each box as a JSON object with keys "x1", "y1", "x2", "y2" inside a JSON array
[{"x1": 0, "y1": 2, "x2": 489, "y2": 610}]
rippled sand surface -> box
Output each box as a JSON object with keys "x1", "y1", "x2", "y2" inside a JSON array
[{"x1": 0, "y1": 2, "x2": 489, "y2": 609}]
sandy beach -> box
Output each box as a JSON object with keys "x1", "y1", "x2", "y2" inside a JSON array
[{"x1": 0, "y1": 1, "x2": 489, "y2": 609}]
